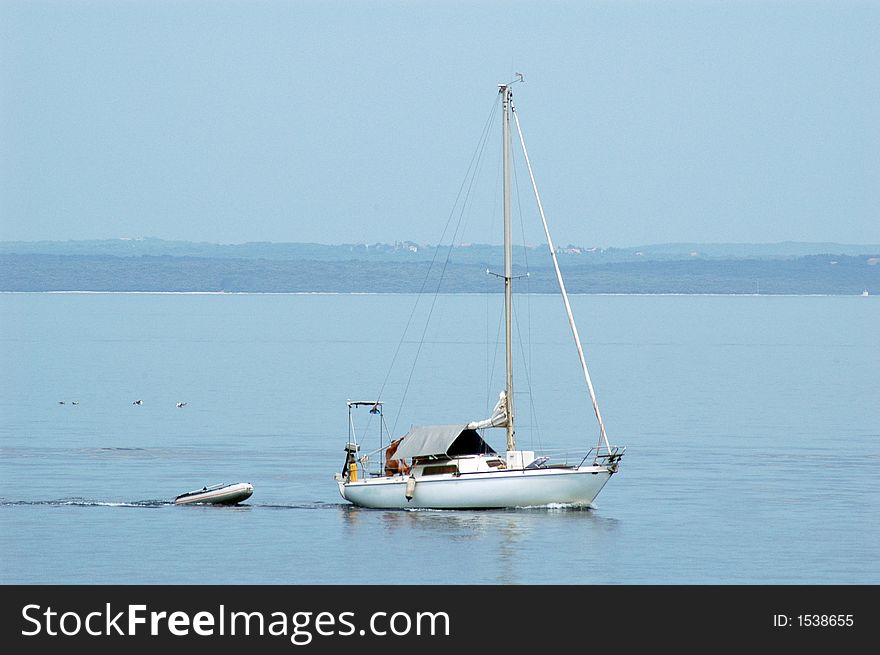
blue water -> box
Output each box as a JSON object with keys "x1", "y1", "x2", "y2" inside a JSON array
[{"x1": 1, "y1": 292, "x2": 877, "y2": 584}]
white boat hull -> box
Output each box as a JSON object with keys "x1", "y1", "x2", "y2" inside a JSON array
[
  {"x1": 338, "y1": 466, "x2": 614, "y2": 509},
  {"x1": 174, "y1": 482, "x2": 254, "y2": 505}
]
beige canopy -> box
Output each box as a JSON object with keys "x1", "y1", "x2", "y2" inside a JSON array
[{"x1": 393, "y1": 424, "x2": 497, "y2": 461}]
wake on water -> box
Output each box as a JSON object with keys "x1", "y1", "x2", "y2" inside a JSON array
[
  {"x1": 0, "y1": 498, "x2": 348, "y2": 510},
  {"x1": 0, "y1": 498, "x2": 172, "y2": 508}
]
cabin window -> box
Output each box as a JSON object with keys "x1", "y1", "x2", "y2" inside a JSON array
[
  {"x1": 487, "y1": 459, "x2": 506, "y2": 468},
  {"x1": 422, "y1": 464, "x2": 458, "y2": 476}
]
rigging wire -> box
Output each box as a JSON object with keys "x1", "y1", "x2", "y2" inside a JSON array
[
  {"x1": 486, "y1": 290, "x2": 505, "y2": 419},
  {"x1": 378, "y1": 96, "x2": 500, "y2": 438},
  {"x1": 512, "y1": 297, "x2": 545, "y2": 454},
  {"x1": 511, "y1": 132, "x2": 544, "y2": 454},
  {"x1": 485, "y1": 126, "x2": 503, "y2": 416},
  {"x1": 512, "y1": 97, "x2": 611, "y2": 454},
  {"x1": 391, "y1": 107, "x2": 498, "y2": 436}
]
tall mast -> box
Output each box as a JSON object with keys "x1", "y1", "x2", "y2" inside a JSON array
[{"x1": 501, "y1": 83, "x2": 515, "y2": 452}]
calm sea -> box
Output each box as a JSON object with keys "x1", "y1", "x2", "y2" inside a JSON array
[{"x1": 1, "y1": 292, "x2": 877, "y2": 584}]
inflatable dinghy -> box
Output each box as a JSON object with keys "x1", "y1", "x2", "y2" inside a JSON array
[{"x1": 174, "y1": 482, "x2": 254, "y2": 505}]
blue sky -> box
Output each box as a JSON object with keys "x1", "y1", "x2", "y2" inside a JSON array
[{"x1": 1, "y1": 0, "x2": 878, "y2": 247}]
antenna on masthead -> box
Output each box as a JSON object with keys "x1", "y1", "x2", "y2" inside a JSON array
[{"x1": 498, "y1": 72, "x2": 524, "y2": 90}]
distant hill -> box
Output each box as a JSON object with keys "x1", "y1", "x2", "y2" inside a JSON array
[
  {"x1": 615, "y1": 241, "x2": 880, "y2": 259},
  {"x1": 1, "y1": 238, "x2": 878, "y2": 264},
  {"x1": 1, "y1": 239, "x2": 877, "y2": 295}
]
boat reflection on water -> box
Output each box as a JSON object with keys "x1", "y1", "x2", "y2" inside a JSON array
[{"x1": 338, "y1": 502, "x2": 621, "y2": 583}]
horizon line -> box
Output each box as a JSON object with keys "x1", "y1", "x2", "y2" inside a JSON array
[{"x1": 2, "y1": 237, "x2": 880, "y2": 249}]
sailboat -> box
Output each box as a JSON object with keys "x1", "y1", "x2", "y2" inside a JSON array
[{"x1": 335, "y1": 81, "x2": 624, "y2": 509}]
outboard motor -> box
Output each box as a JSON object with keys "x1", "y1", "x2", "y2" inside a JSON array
[{"x1": 343, "y1": 442, "x2": 359, "y2": 482}]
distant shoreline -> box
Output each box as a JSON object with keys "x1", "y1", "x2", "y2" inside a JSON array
[{"x1": 1, "y1": 245, "x2": 877, "y2": 296}]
